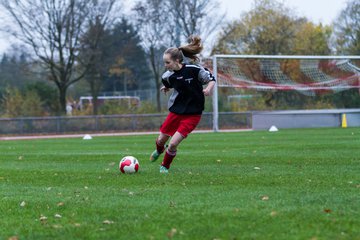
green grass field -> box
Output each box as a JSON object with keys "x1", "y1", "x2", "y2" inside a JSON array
[{"x1": 1, "y1": 128, "x2": 360, "y2": 240}]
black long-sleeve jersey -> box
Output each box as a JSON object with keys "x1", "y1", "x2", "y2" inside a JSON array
[{"x1": 161, "y1": 64, "x2": 216, "y2": 115}]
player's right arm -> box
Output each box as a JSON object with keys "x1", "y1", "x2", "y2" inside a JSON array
[
  {"x1": 160, "y1": 86, "x2": 171, "y2": 95},
  {"x1": 161, "y1": 70, "x2": 173, "y2": 95}
]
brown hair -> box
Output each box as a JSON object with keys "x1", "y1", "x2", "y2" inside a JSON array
[{"x1": 164, "y1": 35, "x2": 203, "y2": 63}]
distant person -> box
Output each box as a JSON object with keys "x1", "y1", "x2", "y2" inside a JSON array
[
  {"x1": 66, "y1": 102, "x2": 73, "y2": 116},
  {"x1": 149, "y1": 35, "x2": 216, "y2": 173}
]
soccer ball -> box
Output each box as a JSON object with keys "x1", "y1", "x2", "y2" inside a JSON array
[{"x1": 119, "y1": 156, "x2": 139, "y2": 174}]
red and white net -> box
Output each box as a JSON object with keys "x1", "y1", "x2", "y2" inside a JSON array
[{"x1": 204, "y1": 57, "x2": 360, "y2": 95}]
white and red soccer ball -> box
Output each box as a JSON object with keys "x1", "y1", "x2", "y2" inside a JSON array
[{"x1": 119, "y1": 156, "x2": 139, "y2": 174}]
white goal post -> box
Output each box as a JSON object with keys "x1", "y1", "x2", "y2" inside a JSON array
[{"x1": 210, "y1": 55, "x2": 360, "y2": 132}]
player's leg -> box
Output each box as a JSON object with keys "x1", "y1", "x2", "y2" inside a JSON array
[
  {"x1": 150, "y1": 133, "x2": 170, "y2": 162},
  {"x1": 160, "y1": 114, "x2": 202, "y2": 172},
  {"x1": 150, "y1": 112, "x2": 180, "y2": 162},
  {"x1": 161, "y1": 131, "x2": 184, "y2": 171}
]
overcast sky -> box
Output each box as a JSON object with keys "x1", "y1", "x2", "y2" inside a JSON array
[
  {"x1": 0, "y1": 0, "x2": 349, "y2": 55},
  {"x1": 221, "y1": 0, "x2": 347, "y2": 25}
]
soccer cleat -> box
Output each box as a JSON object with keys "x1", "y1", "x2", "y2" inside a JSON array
[
  {"x1": 159, "y1": 165, "x2": 169, "y2": 174},
  {"x1": 149, "y1": 150, "x2": 161, "y2": 162}
]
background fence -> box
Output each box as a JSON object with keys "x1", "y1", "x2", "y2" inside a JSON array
[{"x1": 1, "y1": 109, "x2": 359, "y2": 136}]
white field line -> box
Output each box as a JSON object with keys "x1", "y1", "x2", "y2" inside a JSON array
[{"x1": 0, "y1": 129, "x2": 252, "y2": 141}]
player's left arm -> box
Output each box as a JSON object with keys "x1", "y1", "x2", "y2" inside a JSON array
[
  {"x1": 198, "y1": 67, "x2": 216, "y2": 96},
  {"x1": 203, "y1": 81, "x2": 216, "y2": 96}
]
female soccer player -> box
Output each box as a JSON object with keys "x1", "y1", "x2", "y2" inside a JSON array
[{"x1": 149, "y1": 35, "x2": 216, "y2": 173}]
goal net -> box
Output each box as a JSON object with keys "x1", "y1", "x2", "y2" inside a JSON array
[{"x1": 204, "y1": 55, "x2": 360, "y2": 131}]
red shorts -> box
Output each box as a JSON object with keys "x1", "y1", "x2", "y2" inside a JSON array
[{"x1": 160, "y1": 112, "x2": 201, "y2": 138}]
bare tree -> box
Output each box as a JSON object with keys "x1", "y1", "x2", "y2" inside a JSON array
[
  {"x1": 167, "y1": 0, "x2": 225, "y2": 45},
  {"x1": 333, "y1": 0, "x2": 360, "y2": 55},
  {"x1": 132, "y1": 0, "x2": 173, "y2": 112},
  {"x1": 0, "y1": 0, "x2": 117, "y2": 113},
  {"x1": 79, "y1": 16, "x2": 109, "y2": 115}
]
